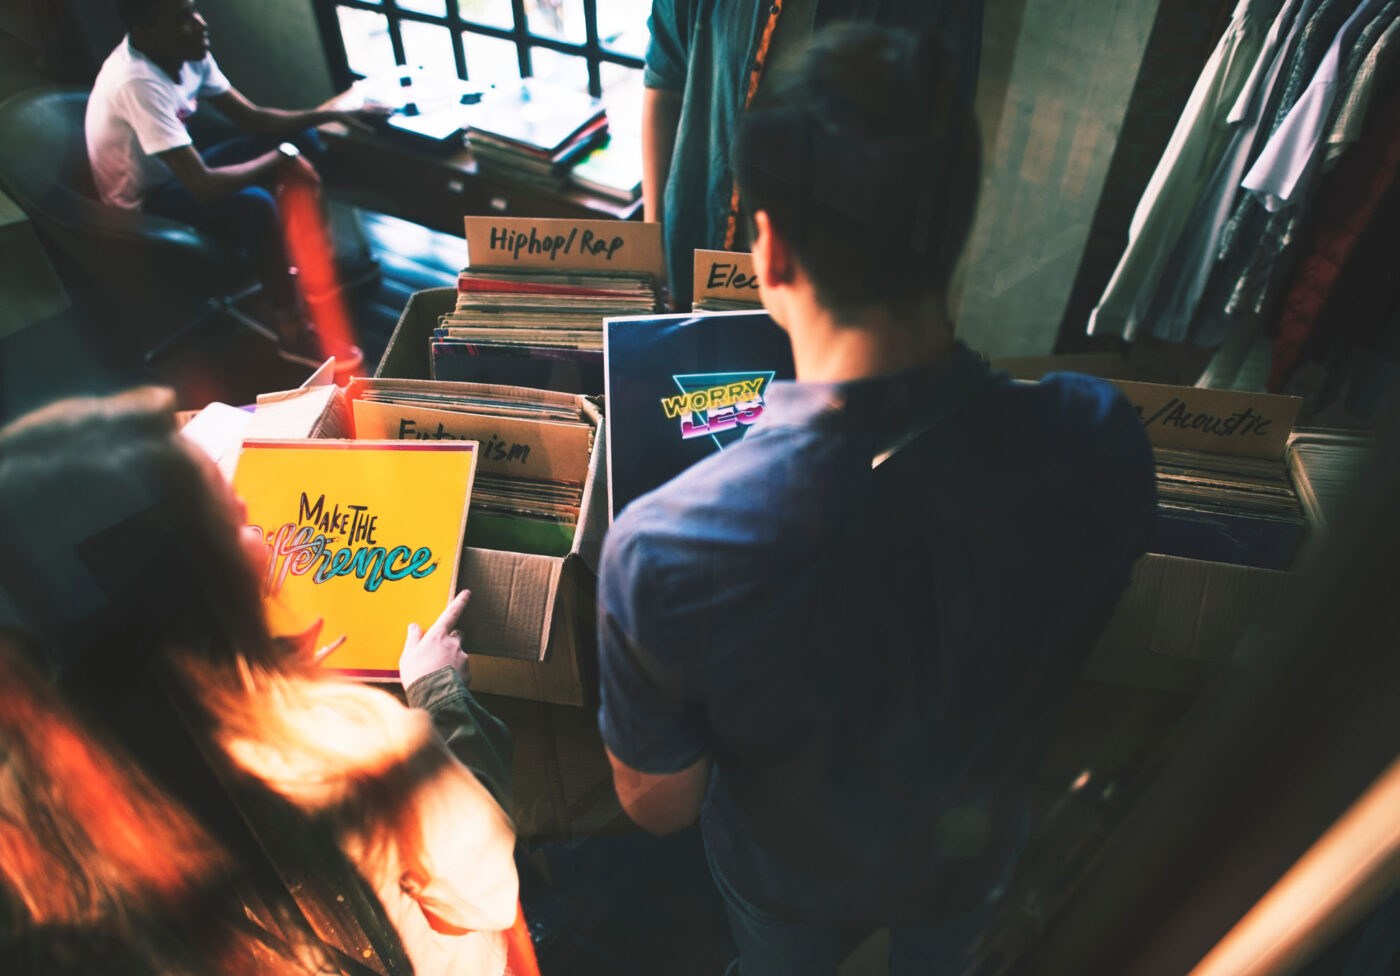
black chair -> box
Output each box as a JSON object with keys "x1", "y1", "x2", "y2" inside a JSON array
[{"x1": 0, "y1": 85, "x2": 277, "y2": 362}]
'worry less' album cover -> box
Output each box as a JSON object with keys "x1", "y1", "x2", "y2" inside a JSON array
[{"x1": 604, "y1": 311, "x2": 795, "y2": 520}]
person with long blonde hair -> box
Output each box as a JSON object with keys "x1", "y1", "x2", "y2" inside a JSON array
[{"x1": 0, "y1": 388, "x2": 534, "y2": 975}]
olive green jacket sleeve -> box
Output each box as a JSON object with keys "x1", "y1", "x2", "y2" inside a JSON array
[{"x1": 405, "y1": 667, "x2": 513, "y2": 811}]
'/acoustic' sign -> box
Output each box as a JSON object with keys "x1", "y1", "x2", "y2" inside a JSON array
[
  {"x1": 1111, "y1": 380, "x2": 1301, "y2": 460},
  {"x1": 464, "y1": 216, "x2": 665, "y2": 281}
]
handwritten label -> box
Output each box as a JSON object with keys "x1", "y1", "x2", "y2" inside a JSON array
[
  {"x1": 352, "y1": 397, "x2": 591, "y2": 483},
  {"x1": 464, "y1": 216, "x2": 665, "y2": 280},
  {"x1": 1111, "y1": 380, "x2": 1301, "y2": 460},
  {"x1": 693, "y1": 249, "x2": 760, "y2": 302}
]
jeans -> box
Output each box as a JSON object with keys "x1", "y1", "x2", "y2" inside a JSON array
[
  {"x1": 716, "y1": 851, "x2": 1002, "y2": 968},
  {"x1": 706, "y1": 820, "x2": 1024, "y2": 976},
  {"x1": 143, "y1": 131, "x2": 322, "y2": 316}
]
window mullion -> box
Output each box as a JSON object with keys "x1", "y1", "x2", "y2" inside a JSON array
[
  {"x1": 510, "y1": 0, "x2": 531, "y2": 77},
  {"x1": 582, "y1": 0, "x2": 602, "y2": 96},
  {"x1": 444, "y1": 0, "x2": 467, "y2": 79},
  {"x1": 381, "y1": 0, "x2": 408, "y2": 67},
  {"x1": 312, "y1": 0, "x2": 354, "y2": 89}
]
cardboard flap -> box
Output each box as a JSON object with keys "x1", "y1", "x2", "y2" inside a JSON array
[
  {"x1": 1110, "y1": 380, "x2": 1301, "y2": 460},
  {"x1": 457, "y1": 547, "x2": 564, "y2": 661},
  {"x1": 465, "y1": 216, "x2": 665, "y2": 280},
  {"x1": 350, "y1": 397, "x2": 592, "y2": 483},
  {"x1": 574, "y1": 398, "x2": 607, "y2": 573},
  {"x1": 693, "y1": 249, "x2": 759, "y2": 303}
]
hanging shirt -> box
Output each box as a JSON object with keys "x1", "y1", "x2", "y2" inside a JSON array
[
  {"x1": 1197, "y1": 0, "x2": 1366, "y2": 344},
  {"x1": 1219, "y1": 0, "x2": 1386, "y2": 328},
  {"x1": 85, "y1": 36, "x2": 231, "y2": 210},
  {"x1": 1143, "y1": 0, "x2": 1305, "y2": 344},
  {"x1": 1085, "y1": 0, "x2": 1281, "y2": 341},
  {"x1": 1242, "y1": 0, "x2": 1384, "y2": 211},
  {"x1": 1326, "y1": 7, "x2": 1400, "y2": 164}
]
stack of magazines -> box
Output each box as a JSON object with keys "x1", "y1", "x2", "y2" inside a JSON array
[
  {"x1": 1149, "y1": 446, "x2": 1308, "y2": 570},
  {"x1": 465, "y1": 79, "x2": 607, "y2": 192},
  {"x1": 431, "y1": 267, "x2": 659, "y2": 394},
  {"x1": 568, "y1": 136, "x2": 643, "y2": 202}
]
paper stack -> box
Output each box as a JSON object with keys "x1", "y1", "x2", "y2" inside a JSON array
[
  {"x1": 465, "y1": 78, "x2": 607, "y2": 192},
  {"x1": 431, "y1": 267, "x2": 659, "y2": 394},
  {"x1": 568, "y1": 135, "x2": 643, "y2": 202}
]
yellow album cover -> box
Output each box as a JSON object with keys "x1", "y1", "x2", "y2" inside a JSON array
[{"x1": 232, "y1": 439, "x2": 477, "y2": 679}]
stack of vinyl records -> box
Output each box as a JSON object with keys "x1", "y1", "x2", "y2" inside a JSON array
[
  {"x1": 352, "y1": 386, "x2": 592, "y2": 558},
  {"x1": 568, "y1": 135, "x2": 643, "y2": 202},
  {"x1": 1149, "y1": 446, "x2": 1308, "y2": 570},
  {"x1": 1286, "y1": 429, "x2": 1377, "y2": 534},
  {"x1": 465, "y1": 78, "x2": 607, "y2": 192},
  {"x1": 432, "y1": 267, "x2": 659, "y2": 395}
]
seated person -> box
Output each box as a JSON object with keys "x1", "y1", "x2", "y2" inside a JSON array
[
  {"x1": 0, "y1": 388, "x2": 534, "y2": 975},
  {"x1": 86, "y1": 0, "x2": 379, "y2": 370},
  {"x1": 599, "y1": 25, "x2": 1157, "y2": 976}
]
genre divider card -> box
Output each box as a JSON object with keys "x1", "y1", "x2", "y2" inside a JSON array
[
  {"x1": 232, "y1": 439, "x2": 478, "y2": 680},
  {"x1": 604, "y1": 311, "x2": 795, "y2": 520}
]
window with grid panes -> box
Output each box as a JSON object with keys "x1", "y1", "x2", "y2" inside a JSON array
[{"x1": 313, "y1": 0, "x2": 650, "y2": 98}]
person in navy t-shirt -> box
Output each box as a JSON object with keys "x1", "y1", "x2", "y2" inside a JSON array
[{"x1": 598, "y1": 25, "x2": 1157, "y2": 976}]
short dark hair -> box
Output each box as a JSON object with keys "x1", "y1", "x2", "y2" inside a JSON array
[
  {"x1": 116, "y1": 0, "x2": 168, "y2": 30},
  {"x1": 733, "y1": 25, "x2": 981, "y2": 318}
]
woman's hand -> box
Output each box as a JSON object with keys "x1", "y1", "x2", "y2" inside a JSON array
[{"x1": 400, "y1": 590, "x2": 472, "y2": 690}]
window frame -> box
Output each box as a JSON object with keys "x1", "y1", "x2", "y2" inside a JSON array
[{"x1": 312, "y1": 0, "x2": 646, "y2": 98}]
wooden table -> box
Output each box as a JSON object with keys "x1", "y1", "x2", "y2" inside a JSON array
[{"x1": 318, "y1": 123, "x2": 642, "y2": 238}]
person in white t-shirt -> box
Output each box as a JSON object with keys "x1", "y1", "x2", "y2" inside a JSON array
[{"x1": 87, "y1": 0, "x2": 383, "y2": 370}]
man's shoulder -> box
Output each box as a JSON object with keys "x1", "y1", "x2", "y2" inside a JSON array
[
  {"x1": 93, "y1": 52, "x2": 174, "y2": 111},
  {"x1": 604, "y1": 425, "x2": 827, "y2": 573},
  {"x1": 983, "y1": 370, "x2": 1146, "y2": 453}
]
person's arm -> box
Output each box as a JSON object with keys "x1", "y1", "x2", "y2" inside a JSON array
[
  {"x1": 399, "y1": 590, "x2": 514, "y2": 809},
  {"x1": 206, "y1": 88, "x2": 379, "y2": 138},
  {"x1": 641, "y1": 86, "x2": 683, "y2": 226},
  {"x1": 641, "y1": 0, "x2": 689, "y2": 227},
  {"x1": 596, "y1": 523, "x2": 711, "y2": 834},
  {"x1": 156, "y1": 143, "x2": 315, "y2": 205},
  {"x1": 405, "y1": 667, "x2": 513, "y2": 810},
  {"x1": 607, "y1": 748, "x2": 709, "y2": 834}
]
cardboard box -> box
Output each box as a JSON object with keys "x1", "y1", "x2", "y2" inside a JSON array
[
  {"x1": 375, "y1": 291, "x2": 608, "y2": 705},
  {"x1": 245, "y1": 362, "x2": 606, "y2": 706},
  {"x1": 378, "y1": 287, "x2": 456, "y2": 384},
  {"x1": 990, "y1": 356, "x2": 1308, "y2": 687}
]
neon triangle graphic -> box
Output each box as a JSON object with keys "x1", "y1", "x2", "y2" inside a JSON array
[{"x1": 670, "y1": 371, "x2": 776, "y2": 450}]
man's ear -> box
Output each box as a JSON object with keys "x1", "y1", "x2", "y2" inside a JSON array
[{"x1": 751, "y1": 210, "x2": 796, "y2": 290}]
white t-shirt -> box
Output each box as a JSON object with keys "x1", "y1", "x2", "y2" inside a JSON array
[{"x1": 85, "y1": 36, "x2": 232, "y2": 210}]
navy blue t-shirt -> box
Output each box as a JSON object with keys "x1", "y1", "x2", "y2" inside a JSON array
[{"x1": 597, "y1": 344, "x2": 1156, "y2": 925}]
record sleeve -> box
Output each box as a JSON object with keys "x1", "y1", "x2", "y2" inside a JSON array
[{"x1": 604, "y1": 311, "x2": 795, "y2": 520}]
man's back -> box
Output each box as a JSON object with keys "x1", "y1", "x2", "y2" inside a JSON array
[{"x1": 599, "y1": 347, "x2": 1157, "y2": 925}]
